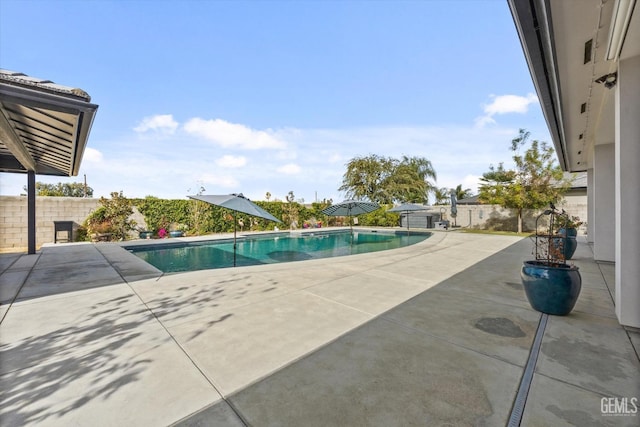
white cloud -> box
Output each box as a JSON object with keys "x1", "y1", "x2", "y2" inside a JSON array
[
  {"x1": 459, "y1": 174, "x2": 482, "y2": 194},
  {"x1": 277, "y1": 163, "x2": 302, "y2": 175},
  {"x1": 183, "y1": 118, "x2": 286, "y2": 150},
  {"x1": 82, "y1": 147, "x2": 103, "y2": 162},
  {"x1": 475, "y1": 93, "x2": 539, "y2": 127},
  {"x1": 216, "y1": 155, "x2": 247, "y2": 168},
  {"x1": 134, "y1": 114, "x2": 179, "y2": 134},
  {"x1": 484, "y1": 93, "x2": 539, "y2": 115},
  {"x1": 3, "y1": 119, "x2": 548, "y2": 204}
]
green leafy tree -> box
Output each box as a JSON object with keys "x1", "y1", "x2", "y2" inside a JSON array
[
  {"x1": 85, "y1": 191, "x2": 136, "y2": 240},
  {"x1": 339, "y1": 155, "x2": 436, "y2": 204},
  {"x1": 433, "y1": 187, "x2": 450, "y2": 205},
  {"x1": 25, "y1": 181, "x2": 93, "y2": 197},
  {"x1": 388, "y1": 156, "x2": 437, "y2": 203},
  {"x1": 453, "y1": 184, "x2": 473, "y2": 201},
  {"x1": 478, "y1": 129, "x2": 570, "y2": 233},
  {"x1": 339, "y1": 154, "x2": 395, "y2": 202}
]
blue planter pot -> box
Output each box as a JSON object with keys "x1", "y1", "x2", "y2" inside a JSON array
[
  {"x1": 521, "y1": 260, "x2": 581, "y2": 315},
  {"x1": 563, "y1": 237, "x2": 577, "y2": 259},
  {"x1": 139, "y1": 231, "x2": 153, "y2": 239},
  {"x1": 169, "y1": 230, "x2": 184, "y2": 238},
  {"x1": 557, "y1": 228, "x2": 578, "y2": 259},
  {"x1": 559, "y1": 227, "x2": 578, "y2": 238}
]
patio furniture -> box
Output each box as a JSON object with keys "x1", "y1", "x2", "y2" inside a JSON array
[{"x1": 54, "y1": 221, "x2": 74, "y2": 243}]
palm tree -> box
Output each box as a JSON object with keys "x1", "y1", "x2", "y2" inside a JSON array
[
  {"x1": 434, "y1": 187, "x2": 450, "y2": 205},
  {"x1": 396, "y1": 155, "x2": 437, "y2": 203},
  {"x1": 453, "y1": 184, "x2": 473, "y2": 201}
]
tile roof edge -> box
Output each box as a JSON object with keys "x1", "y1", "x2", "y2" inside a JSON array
[{"x1": 0, "y1": 69, "x2": 92, "y2": 102}]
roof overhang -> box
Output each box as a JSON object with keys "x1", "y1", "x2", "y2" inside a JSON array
[
  {"x1": 0, "y1": 69, "x2": 99, "y2": 177},
  {"x1": 507, "y1": 0, "x2": 639, "y2": 172}
]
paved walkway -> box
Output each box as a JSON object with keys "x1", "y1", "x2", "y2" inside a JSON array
[{"x1": 0, "y1": 230, "x2": 638, "y2": 426}]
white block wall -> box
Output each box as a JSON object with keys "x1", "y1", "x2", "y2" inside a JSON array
[{"x1": 0, "y1": 196, "x2": 99, "y2": 250}]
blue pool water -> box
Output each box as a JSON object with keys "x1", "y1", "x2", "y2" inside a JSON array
[{"x1": 126, "y1": 230, "x2": 432, "y2": 273}]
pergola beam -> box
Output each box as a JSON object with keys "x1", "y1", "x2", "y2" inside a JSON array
[{"x1": 0, "y1": 105, "x2": 37, "y2": 171}]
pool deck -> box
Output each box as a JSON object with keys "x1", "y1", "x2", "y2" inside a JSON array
[{"x1": 1, "y1": 229, "x2": 638, "y2": 426}]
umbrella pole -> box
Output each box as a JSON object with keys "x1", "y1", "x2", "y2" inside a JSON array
[
  {"x1": 233, "y1": 212, "x2": 237, "y2": 267},
  {"x1": 349, "y1": 208, "x2": 354, "y2": 244}
]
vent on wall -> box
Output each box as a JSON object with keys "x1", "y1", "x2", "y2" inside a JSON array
[
  {"x1": 584, "y1": 39, "x2": 593, "y2": 64},
  {"x1": 580, "y1": 103, "x2": 586, "y2": 113}
]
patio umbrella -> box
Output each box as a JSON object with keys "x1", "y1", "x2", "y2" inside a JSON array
[
  {"x1": 322, "y1": 200, "x2": 380, "y2": 237},
  {"x1": 388, "y1": 203, "x2": 433, "y2": 235},
  {"x1": 450, "y1": 192, "x2": 458, "y2": 226},
  {"x1": 188, "y1": 193, "x2": 281, "y2": 266}
]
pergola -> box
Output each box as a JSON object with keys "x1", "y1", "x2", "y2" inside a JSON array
[
  {"x1": 508, "y1": 0, "x2": 639, "y2": 328},
  {"x1": 0, "y1": 69, "x2": 99, "y2": 254}
]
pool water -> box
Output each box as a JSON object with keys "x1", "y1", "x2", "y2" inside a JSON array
[{"x1": 127, "y1": 230, "x2": 431, "y2": 273}]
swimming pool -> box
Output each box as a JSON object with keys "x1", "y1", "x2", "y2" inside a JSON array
[{"x1": 126, "y1": 229, "x2": 432, "y2": 273}]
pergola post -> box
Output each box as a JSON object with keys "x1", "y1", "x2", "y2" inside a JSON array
[{"x1": 28, "y1": 170, "x2": 36, "y2": 254}]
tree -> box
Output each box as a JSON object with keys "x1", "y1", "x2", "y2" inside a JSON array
[
  {"x1": 24, "y1": 181, "x2": 93, "y2": 197},
  {"x1": 478, "y1": 129, "x2": 570, "y2": 233},
  {"x1": 388, "y1": 156, "x2": 437, "y2": 203},
  {"x1": 339, "y1": 154, "x2": 395, "y2": 203},
  {"x1": 453, "y1": 184, "x2": 473, "y2": 201},
  {"x1": 433, "y1": 187, "x2": 450, "y2": 205},
  {"x1": 339, "y1": 155, "x2": 436, "y2": 204},
  {"x1": 85, "y1": 191, "x2": 136, "y2": 240}
]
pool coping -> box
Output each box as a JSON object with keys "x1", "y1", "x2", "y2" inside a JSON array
[{"x1": 119, "y1": 227, "x2": 435, "y2": 273}]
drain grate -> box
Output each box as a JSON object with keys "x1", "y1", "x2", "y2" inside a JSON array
[{"x1": 507, "y1": 313, "x2": 548, "y2": 426}]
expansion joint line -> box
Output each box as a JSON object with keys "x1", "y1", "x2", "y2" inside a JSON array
[
  {"x1": 507, "y1": 313, "x2": 548, "y2": 427},
  {"x1": 93, "y1": 246, "x2": 249, "y2": 426},
  {"x1": 0, "y1": 251, "x2": 42, "y2": 325}
]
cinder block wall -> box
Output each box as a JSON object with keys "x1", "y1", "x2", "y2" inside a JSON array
[
  {"x1": 0, "y1": 196, "x2": 100, "y2": 250},
  {"x1": 1, "y1": 195, "x2": 588, "y2": 251},
  {"x1": 436, "y1": 193, "x2": 588, "y2": 235}
]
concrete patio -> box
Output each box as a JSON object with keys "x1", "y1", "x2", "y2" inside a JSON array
[{"x1": 0, "y1": 230, "x2": 638, "y2": 426}]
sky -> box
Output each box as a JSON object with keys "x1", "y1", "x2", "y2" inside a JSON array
[{"x1": 0, "y1": 0, "x2": 551, "y2": 203}]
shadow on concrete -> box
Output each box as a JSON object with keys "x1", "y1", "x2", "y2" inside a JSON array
[
  {"x1": 174, "y1": 238, "x2": 536, "y2": 426},
  {"x1": 0, "y1": 293, "x2": 153, "y2": 425}
]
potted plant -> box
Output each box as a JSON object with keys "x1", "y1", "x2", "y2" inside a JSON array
[
  {"x1": 521, "y1": 204, "x2": 582, "y2": 315},
  {"x1": 169, "y1": 223, "x2": 187, "y2": 237},
  {"x1": 138, "y1": 229, "x2": 154, "y2": 239},
  {"x1": 555, "y1": 214, "x2": 583, "y2": 260}
]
